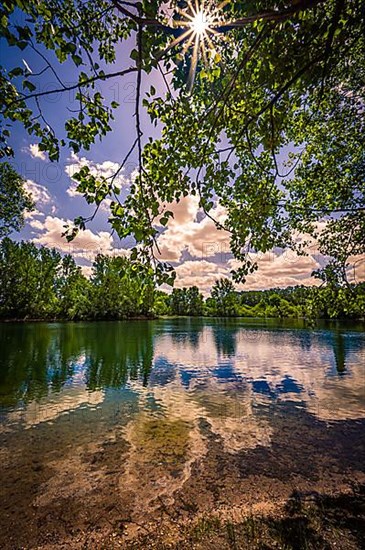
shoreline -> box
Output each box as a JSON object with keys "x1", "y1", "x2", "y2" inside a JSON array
[{"x1": 0, "y1": 315, "x2": 364, "y2": 324}]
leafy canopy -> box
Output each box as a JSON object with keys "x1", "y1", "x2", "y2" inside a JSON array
[{"x1": 1, "y1": 0, "x2": 364, "y2": 283}]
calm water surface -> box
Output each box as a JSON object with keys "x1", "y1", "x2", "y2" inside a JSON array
[
  {"x1": 1, "y1": 318, "x2": 364, "y2": 431},
  {"x1": 0, "y1": 318, "x2": 364, "y2": 547}
]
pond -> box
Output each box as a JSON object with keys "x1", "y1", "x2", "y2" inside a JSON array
[{"x1": 0, "y1": 319, "x2": 364, "y2": 548}]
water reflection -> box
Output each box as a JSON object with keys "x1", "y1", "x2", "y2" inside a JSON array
[
  {"x1": 83, "y1": 322, "x2": 154, "y2": 389},
  {"x1": 333, "y1": 331, "x2": 347, "y2": 375},
  {"x1": 0, "y1": 319, "x2": 364, "y2": 550},
  {"x1": 0, "y1": 319, "x2": 364, "y2": 435},
  {"x1": 211, "y1": 319, "x2": 239, "y2": 357}
]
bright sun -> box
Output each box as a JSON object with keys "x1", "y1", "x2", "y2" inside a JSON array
[{"x1": 191, "y1": 10, "x2": 210, "y2": 36}]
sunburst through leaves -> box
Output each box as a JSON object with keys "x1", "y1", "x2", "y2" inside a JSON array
[{"x1": 166, "y1": 0, "x2": 231, "y2": 92}]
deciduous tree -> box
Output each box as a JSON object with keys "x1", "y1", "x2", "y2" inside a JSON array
[{"x1": 0, "y1": 163, "x2": 34, "y2": 237}]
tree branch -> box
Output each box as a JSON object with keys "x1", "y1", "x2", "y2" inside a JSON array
[
  {"x1": 112, "y1": 0, "x2": 326, "y2": 32},
  {"x1": 2, "y1": 67, "x2": 137, "y2": 111}
]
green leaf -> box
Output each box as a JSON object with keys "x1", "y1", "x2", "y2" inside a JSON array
[
  {"x1": 23, "y1": 80, "x2": 36, "y2": 92},
  {"x1": 130, "y1": 49, "x2": 138, "y2": 61}
]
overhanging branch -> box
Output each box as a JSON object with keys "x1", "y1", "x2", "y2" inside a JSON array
[
  {"x1": 1, "y1": 67, "x2": 137, "y2": 112},
  {"x1": 111, "y1": 0, "x2": 326, "y2": 33}
]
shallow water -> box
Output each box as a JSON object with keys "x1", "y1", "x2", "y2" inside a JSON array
[{"x1": 0, "y1": 318, "x2": 364, "y2": 547}]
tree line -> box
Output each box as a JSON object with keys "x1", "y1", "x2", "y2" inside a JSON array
[
  {"x1": 0, "y1": 238, "x2": 364, "y2": 321},
  {"x1": 159, "y1": 279, "x2": 365, "y2": 320},
  {"x1": 0, "y1": 238, "x2": 154, "y2": 320}
]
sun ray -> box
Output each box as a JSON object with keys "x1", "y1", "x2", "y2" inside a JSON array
[
  {"x1": 157, "y1": 28, "x2": 193, "y2": 60},
  {"x1": 181, "y1": 31, "x2": 196, "y2": 56},
  {"x1": 187, "y1": 1, "x2": 197, "y2": 17},
  {"x1": 206, "y1": 26, "x2": 220, "y2": 37},
  {"x1": 169, "y1": 28, "x2": 193, "y2": 48},
  {"x1": 217, "y1": 0, "x2": 231, "y2": 10},
  {"x1": 187, "y1": 33, "x2": 200, "y2": 92},
  {"x1": 176, "y1": 8, "x2": 195, "y2": 22},
  {"x1": 205, "y1": 32, "x2": 216, "y2": 54},
  {"x1": 201, "y1": 36, "x2": 208, "y2": 65}
]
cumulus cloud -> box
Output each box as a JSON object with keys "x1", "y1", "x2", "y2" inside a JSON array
[
  {"x1": 29, "y1": 219, "x2": 45, "y2": 230},
  {"x1": 23, "y1": 179, "x2": 53, "y2": 220},
  {"x1": 347, "y1": 255, "x2": 365, "y2": 283},
  {"x1": 24, "y1": 179, "x2": 51, "y2": 207},
  {"x1": 172, "y1": 251, "x2": 323, "y2": 295},
  {"x1": 28, "y1": 143, "x2": 47, "y2": 161},
  {"x1": 66, "y1": 180, "x2": 82, "y2": 198},
  {"x1": 175, "y1": 260, "x2": 229, "y2": 295},
  {"x1": 30, "y1": 215, "x2": 131, "y2": 272},
  {"x1": 22, "y1": 157, "x2": 364, "y2": 292},
  {"x1": 156, "y1": 196, "x2": 230, "y2": 262},
  {"x1": 32, "y1": 216, "x2": 114, "y2": 256},
  {"x1": 80, "y1": 265, "x2": 93, "y2": 278},
  {"x1": 229, "y1": 252, "x2": 321, "y2": 291},
  {"x1": 155, "y1": 196, "x2": 361, "y2": 291}
]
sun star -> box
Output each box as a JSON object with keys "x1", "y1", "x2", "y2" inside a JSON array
[
  {"x1": 161, "y1": 1, "x2": 230, "y2": 92},
  {"x1": 191, "y1": 9, "x2": 210, "y2": 36}
]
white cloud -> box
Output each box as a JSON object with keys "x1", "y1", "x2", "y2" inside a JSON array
[
  {"x1": 156, "y1": 196, "x2": 230, "y2": 262},
  {"x1": 29, "y1": 219, "x2": 45, "y2": 230},
  {"x1": 30, "y1": 216, "x2": 130, "y2": 273},
  {"x1": 32, "y1": 216, "x2": 114, "y2": 256},
  {"x1": 24, "y1": 179, "x2": 51, "y2": 207},
  {"x1": 22, "y1": 167, "x2": 364, "y2": 292},
  {"x1": 229, "y1": 252, "x2": 321, "y2": 291},
  {"x1": 99, "y1": 198, "x2": 112, "y2": 214},
  {"x1": 347, "y1": 255, "x2": 365, "y2": 283},
  {"x1": 28, "y1": 144, "x2": 46, "y2": 161},
  {"x1": 80, "y1": 265, "x2": 93, "y2": 278},
  {"x1": 24, "y1": 209, "x2": 45, "y2": 221},
  {"x1": 23, "y1": 179, "x2": 53, "y2": 220},
  {"x1": 175, "y1": 260, "x2": 229, "y2": 295},
  {"x1": 66, "y1": 180, "x2": 82, "y2": 198},
  {"x1": 154, "y1": 195, "x2": 364, "y2": 291},
  {"x1": 173, "y1": 252, "x2": 322, "y2": 296}
]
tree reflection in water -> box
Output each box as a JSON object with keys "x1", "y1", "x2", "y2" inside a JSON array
[{"x1": 0, "y1": 319, "x2": 364, "y2": 425}]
